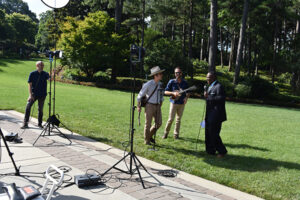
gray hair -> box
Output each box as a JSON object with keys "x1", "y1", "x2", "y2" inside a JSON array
[{"x1": 36, "y1": 61, "x2": 44, "y2": 66}]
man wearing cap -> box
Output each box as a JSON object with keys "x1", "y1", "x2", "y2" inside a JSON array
[
  {"x1": 137, "y1": 66, "x2": 165, "y2": 145},
  {"x1": 21, "y1": 61, "x2": 50, "y2": 129},
  {"x1": 163, "y1": 67, "x2": 189, "y2": 139}
]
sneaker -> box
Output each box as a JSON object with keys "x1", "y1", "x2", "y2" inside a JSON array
[
  {"x1": 174, "y1": 135, "x2": 179, "y2": 139},
  {"x1": 38, "y1": 124, "x2": 44, "y2": 129},
  {"x1": 217, "y1": 153, "x2": 226, "y2": 158},
  {"x1": 150, "y1": 138, "x2": 156, "y2": 144},
  {"x1": 162, "y1": 134, "x2": 168, "y2": 139},
  {"x1": 20, "y1": 124, "x2": 28, "y2": 129}
]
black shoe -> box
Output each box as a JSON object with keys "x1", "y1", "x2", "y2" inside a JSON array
[
  {"x1": 38, "y1": 124, "x2": 44, "y2": 129},
  {"x1": 150, "y1": 138, "x2": 156, "y2": 144},
  {"x1": 21, "y1": 124, "x2": 28, "y2": 129}
]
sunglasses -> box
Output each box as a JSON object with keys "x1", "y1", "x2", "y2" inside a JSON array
[{"x1": 175, "y1": 72, "x2": 182, "y2": 74}]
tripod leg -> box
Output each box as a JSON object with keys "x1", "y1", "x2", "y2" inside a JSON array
[
  {"x1": 0, "y1": 129, "x2": 20, "y2": 176},
  {"x1": 102, "y1": 153, "x2": 131, "y2": 176},
  {"x1": 59, "y1": 121, "x2": 73, "y2": 135},
  {"x1": 33, "y1": 123, "x2": 49, "y2": 146},
  {"x1": 53, "y1": 125, "x2": 72, "y2": 145},
  {"x1": 133, "y1": 155, "x2": 146, "y2": 189},
  {"x1": 134, "y1": 154, "x2": 148, "y2": 172}
]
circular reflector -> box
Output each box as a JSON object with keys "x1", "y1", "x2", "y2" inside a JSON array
[{"x1": 41, "y1": 0, "x2": 69, "y2": 9}]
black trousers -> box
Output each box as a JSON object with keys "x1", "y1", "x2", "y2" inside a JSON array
[
  {"x1": 24, "y1": 96, "x2": 46, "y2": 125},
  {"x1": 205, "y1": 120, "x2": 227, "y2": 155}
]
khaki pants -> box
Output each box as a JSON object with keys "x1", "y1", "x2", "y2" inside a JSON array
[
  {"x1": 164, "y1": 103, "x2": 185, "y2": 136},
  {"x1": 144, "y1": 103, "x2": 162, "y2": 144}
]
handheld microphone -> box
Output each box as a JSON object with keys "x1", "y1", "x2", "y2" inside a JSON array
[{"x1": 204, "y1": 85, "x2": 208, "y2": 92}]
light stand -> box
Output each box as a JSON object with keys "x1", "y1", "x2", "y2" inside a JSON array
[
  {"x1": 102, "y1": 45, "x2": 148, "y2": 189},
  {"x1": 33, "y1": 0, "x2": 72, "y2": 146},
  {"x1": 0, "y1": 128, "x2": 20, "y2": 176}
]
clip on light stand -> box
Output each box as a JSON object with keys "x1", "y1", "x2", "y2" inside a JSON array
[
  {"x1": 0, "y1": 128, "x2": 20, "y2": 176},
  {"x1": 33, "y1": 0, "x2": 72, "y2": 146},
  {"x1": 102, "y1": 45, "x2": 148, "y2": 189}
]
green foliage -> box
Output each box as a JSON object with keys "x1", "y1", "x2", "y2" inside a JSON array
[
  {"x1": 238, "y1": 76, "x2": 278, "y2": 99},
  {"x1": 235, "y1": 83, "x2": 252, "y2": 98},
  {"x1": 144, "y1": 37, "x2": 187, "y2": 79},
  {"x1": 59, "y1": 11, "x2": 132, "y2": 78},
  {"x1": 35, "y1": 11, "x2": 54, "y2": 52},
  {"x1": 277, "y1": 72, "x2": 293, "y2": 84},
  {"x1": 192, "y1": 59, "x2": 208, "y2": 74}
]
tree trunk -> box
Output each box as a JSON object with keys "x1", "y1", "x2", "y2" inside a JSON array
[
  {"x1": 171, "y1": 22, "x2": 175, "y2": 41},
  {"x1": 200, "y1": 36, "x2": 204, "y2": 60},
  {"x1": 188, "y1": 0, "x2": 194, "y2": 79},
  {"x1": 140, "y1": 0, "x2": 146, "y2": 77},
  {"x1": 220, "y1": 27, "x2": 224, "y2": 68},
  {"x1": 182, "y1": 23, "x2": 186, "y2": 56},
  {"x1": 228, "y1": 32, "x2": 235, "y2": 72},
  {"x1": 208, "y1": 0, "x2": 218, "y2": 72},
  {"x1": 233, "y1": 0, "x2": 249, "y2": 85},
  {"x1": 111, "y1": 0, "x2": 124, "y2": 83}
]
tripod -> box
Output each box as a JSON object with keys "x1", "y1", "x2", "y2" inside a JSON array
[
  {"x1": 33, "y1": 51, "x2": 72, "y2": 146},
  {"x1": 0, "y1": 128, "x2": 20, "y2": 176},
  {"x1": 102, "y1": 49, "x2": 148, "y2": 189}
]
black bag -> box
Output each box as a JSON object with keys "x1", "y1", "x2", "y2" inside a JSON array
[{"x1": 141, "y1": 85, "x2": 158, "y2": 107}]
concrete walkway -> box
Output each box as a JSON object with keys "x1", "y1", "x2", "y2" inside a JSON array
[{"x1": 0, "y1": 110, "x2": 263, "y2": 200}]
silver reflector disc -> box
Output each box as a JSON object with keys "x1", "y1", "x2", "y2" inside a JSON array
[{"x1": 41, "y1": 0, "x2": 70, "y2": 9}]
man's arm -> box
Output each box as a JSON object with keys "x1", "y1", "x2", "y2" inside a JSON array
[
  {"x1": 28, "y1": 82, "x2": 34, "y2": 101},
  {"x1": 207, "y1": 84, "x2": 225, "y2": 103},
  {"x1": 137, "y1": 83, "x2": 149, "y2": 112},
  {"x1": 164, "y1": 80, "x2": 179, "y2": 97}
]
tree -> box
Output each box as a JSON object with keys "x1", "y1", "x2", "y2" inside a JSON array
[
  {"x1": 0, "y1": 0, "x2": 37, "y2": 22},
  {"x1": 59, "y1": 11, "x2": 131, "y2": 78},
  {"x1": 233, "y1": 0, "x2": 249, "y2": 85},
  {"x1": 35, "y1": 11, "x2": 54, "y2": 52},
  {"x1": 208, "y1": 0, "x2": 218, "y2": 72}
]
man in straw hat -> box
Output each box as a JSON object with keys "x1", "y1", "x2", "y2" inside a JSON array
[{"x1": 137, "y1": 66, "x2": 165, "y2": 145}]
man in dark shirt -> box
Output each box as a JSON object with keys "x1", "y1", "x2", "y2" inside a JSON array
[
  {"x1": 204, "y1": 72, "x2": 227, "y2": 157},
  {"x1": 21, "y1": 61, "x2": 50, "y2": 129},
  {"x1": 163, "y1": 67, "x2": 189, "y2": 139}
]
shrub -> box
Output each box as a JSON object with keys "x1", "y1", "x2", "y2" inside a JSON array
[
  {"x1": 192, "y1": 59, "x2": 208, "y2": 74},
  {"x1": 277, "y1": 72, "x2": 292, "y2": 84},
  {"x1": 238, "y1": 76, "x2": 278, "y2": 99},
  {"x1": 235, "y1": 84, "x2": 252, "y2": 98}
]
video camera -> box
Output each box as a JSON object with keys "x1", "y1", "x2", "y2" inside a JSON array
[{"x1": 130, "y1": 44, "x2": 145, "y2": 63}]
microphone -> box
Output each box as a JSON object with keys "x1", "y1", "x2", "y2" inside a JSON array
[{"x1": 204, "y1": 84, "x2": 208, "y2": 92}]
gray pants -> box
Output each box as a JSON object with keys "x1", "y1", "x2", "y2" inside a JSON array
[{"x1": 24, "y1": 96, "x2": 46, "y2": 125}]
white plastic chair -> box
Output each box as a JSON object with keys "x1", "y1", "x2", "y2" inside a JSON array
[{"x1": 40, "y1": 165, "x2": 64, "y2": 200}]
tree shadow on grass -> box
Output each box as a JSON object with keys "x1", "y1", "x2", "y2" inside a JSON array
[
  {"x1": 179, "y1": 137, "x2": 270, "y2": 152},
  {"x1": 156, "y1": 142, "x2": 300, "y2": 172},
  {"x1": 203, "y1": 154, "x2": 300, "y2": 172}
]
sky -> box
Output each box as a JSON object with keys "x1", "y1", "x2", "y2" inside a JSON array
[{"x1": 23, "y1": 0, "x2": 51, "y2": 18}]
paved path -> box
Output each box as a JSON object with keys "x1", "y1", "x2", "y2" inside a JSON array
[{"x1": 0, "y1": 110, "x2": 263, "y2": 200}]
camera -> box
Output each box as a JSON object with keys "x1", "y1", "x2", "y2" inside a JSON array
[
  {"x1": 130, "y1": 44, "x2": 145, "y2": 63},
  {"x1": 45, "y1": 50, "x2": 63, "y2": 58}
]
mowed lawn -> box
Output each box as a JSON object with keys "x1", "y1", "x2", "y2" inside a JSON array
[{"x1": 1, "y1": 58, "x2": 300, "y2": 200}]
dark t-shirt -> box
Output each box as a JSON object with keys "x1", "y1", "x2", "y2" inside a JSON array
[
  {"x1": 28, "y1": 70, "x2": 49, "y2": 98},
  {"x1": 165, "y1": 79, "x2": 189, "y2": 104}
]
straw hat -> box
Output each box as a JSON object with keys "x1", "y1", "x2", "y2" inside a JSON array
[{"x1": 149, "y1": 66, "x2": 165, "y2": 77}]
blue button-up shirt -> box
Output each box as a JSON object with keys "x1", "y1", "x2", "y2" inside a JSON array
[{"x1": 165, "y1": 79, "x2": 189, "y2": 104}]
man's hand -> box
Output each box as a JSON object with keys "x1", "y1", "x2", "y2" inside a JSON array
[
  {"x1": 137, "y1": 106, "x2": 141, "y2": 113},
  {"x1": 27, "y1": 95, "x2": 34, "y2": 102},
  {"x1": 204, "y1": 92, "x2": 208, "y2": 98},
  {"x1": 184, "y1": 97, "x2": 188, "y2": 105},
  {"x1": 172, "y1": 91, "x2": 180, "y2": 98}
]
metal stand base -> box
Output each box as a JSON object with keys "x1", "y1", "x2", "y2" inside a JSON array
[
  {"x1": 33, "y1": 115, "x2": 72, "y2": 146},
  {"x1": 0, "y1": 128, "x2": 20, "y2": 176},
  {"x1": 102, "y1": 152, "x2": 148, "y2": 188}
]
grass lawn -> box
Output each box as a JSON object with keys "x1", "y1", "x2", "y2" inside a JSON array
[{"x1": 1, "y1": 58, "x2": 300, "y2": 200}]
